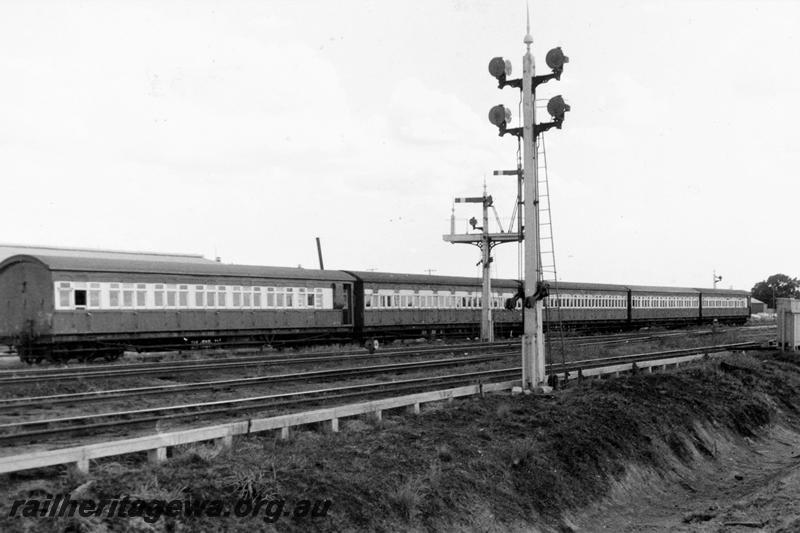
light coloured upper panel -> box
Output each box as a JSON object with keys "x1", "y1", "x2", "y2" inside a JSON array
[{"x1": 0, "y1": 244, "x2": 214, "y2": 264}]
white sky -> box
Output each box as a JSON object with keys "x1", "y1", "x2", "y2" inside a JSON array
[{"x1": 1, "y1": 0, "x2": 798, "y2": 291}]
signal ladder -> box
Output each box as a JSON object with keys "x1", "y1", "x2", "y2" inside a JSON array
[{"x1": 535, "y1": 130, "x2": 567, "y2": 370}]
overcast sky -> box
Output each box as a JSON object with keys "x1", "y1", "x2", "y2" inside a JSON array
[{"x1": 1, "y1": 1, "x2": 797, "y2": 291}]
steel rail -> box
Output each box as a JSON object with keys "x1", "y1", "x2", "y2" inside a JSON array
[
  {"x1": 1, "y1": 338, "x2": 517, "y2": 377},
  {"x1": 0, "y1": 340, "x2": 766, "y2": 445},
  {"x1": 0, "y1": 368, "x2": 521, "y2": 444},
  {"x1": 2, "y1": 324, "x2": 770, "y2": 382},
  {"x1": 547, "y1": 341, "x2": 760, "y2": 373},
  {"x1": 0, "y1": 343, "x2": 518, "y2": 385},
  {"x1": 1, "y1": 337, "x2": 767, "y2": 411},
  {"x1": 0, "y1": 352, "x2": 517, "y2": 411},
  {"x1": 1, "y1": 341, "x2": 761, "y2": 434}
]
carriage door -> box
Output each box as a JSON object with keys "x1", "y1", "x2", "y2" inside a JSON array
[{"x1": 342, "y1": 284, "x2": 353, "y2": 325}]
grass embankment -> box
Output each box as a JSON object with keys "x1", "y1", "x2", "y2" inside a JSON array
[{"x1": 3, "y1": 351, "x2": 800, "y2": 532}]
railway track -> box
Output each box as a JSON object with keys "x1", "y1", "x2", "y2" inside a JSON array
[
  {"x1": 0, "y1": 341, "x2": 762, "y2": 446},
  {"x1": 0, "y1": 368, "x2": 521, "y2": 445},
  {"x1": 0, "y1": 352, "x2": 516, "y2": 408},
  {"x1": 0, "y1": 342, "x2": 517, "y2": 385},
  {"x1": 0, "y1": 324, "x2": 773, "y2": 384}
]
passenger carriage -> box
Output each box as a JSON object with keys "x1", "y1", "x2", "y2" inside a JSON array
[
  {"x1": 346, "y1": 271, "x2": 523, "y2": 340},
  {"x1": 0, "y1": 254, "x2": 355, "y2": 362},
  {"x1": 542, "y1": 281, "x2": 629, "y2": 331}
]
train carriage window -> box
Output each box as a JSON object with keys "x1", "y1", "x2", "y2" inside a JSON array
[
  {"x1": 89, "y1": 283, "x2": 101, "y2": 308},
  {"x1": 407, "y1": 296, "x2": 414, "y2": 308},
  {"x1": 413, "y1": 295, "x2": 420, "y2": 308},
  {"x1": 266, "y1": 287, "x2": 275, "y2": 308},
  {"x1": 297, "y1": 288, "x2": 306, "y2": 308},
  {"x1": 109, "y1": 284, "x2": 120, "y2": 307},
  {"x1": 304, "y1": 290, "x2": 313, "y2": 307},
  {"x1": 232, "y1": 287, "x2": 242, "y2": 307},
  {"x1": 380, "y1": 295, "x2": 387, "y2": 308},
  {"x1": 166, "y1": 285, "x2": 177, "y2": 307},
  {"x1": 286, "y1": 288, "x2": 294, "y2": 307},
  {"x1": 123, "y1": 284, "x2": 134, "y2": 307},
  {"x1": 315, "y1": 288, "x2": 324, "y2": 309},
  {"x1": 136, "y1": 284, "x2": 147, "y2": 307},
  {"x1": 153, "y1": 285, "x2": 164, "y2": 307},
  {"x1": 57, "y1": 283, "x2": 71, "y2": 308},
  {"x1": 217, "y1": 286, "x2": 227, "y2": 308},
  {"x1": 195, "y1": 286, "x2": 205, "y2": 307},
  {"x1": 243, "y1": 289, "x2": 252, "y2": 308},
  {"x1": 74, "y1": 289, "x2": 87, "y2": 308},
  {"x1": 253, "y1": 288, "x2": 262, "y2": 308},
  {"x1": 178, "y1": 285, "x2": 189, "y2": 307},
  {"x1": 370, "y1": 294, "x2": 378, "y2": 308},
  {"x1": 276, "y1": 289, "x2": 285, "y2": 307},
  {"x1": 206, "y1": 288, "x2": 216, "y2": 307},
  {"x1": 365, "y1": 292, "x2": 372, "y2": 308}
]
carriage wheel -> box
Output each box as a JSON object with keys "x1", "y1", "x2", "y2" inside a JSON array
[{"x1": 104, "y1": 350, "x2": 122, "y2": 362}]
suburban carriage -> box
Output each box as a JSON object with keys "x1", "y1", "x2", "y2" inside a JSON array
[
  {"x1": 346, "y1": 271, "x2": 523, "y2": 340},
  {"x1": 0, "y1": 254, "x2": 355, "y2": 363},
  {"x1": 696, "y1": 287, "x2": 750, "y2": 325},
  {"x1": 0, "y1": 247, "x2": 753, "y2": 363},
  {"x1": 542, "y1": 281, "x2": 629, "y2": 331},
  {"x1": 627, "y1": 285, "x2": 702, "y2": 327}
]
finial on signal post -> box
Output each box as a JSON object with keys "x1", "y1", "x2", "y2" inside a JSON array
[{"x1": 524, "y1": 2, "x2": 533, "y2": 49}]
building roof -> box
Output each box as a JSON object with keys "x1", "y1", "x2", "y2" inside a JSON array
[
  {"x1": 0, "y1": 254, "x2": 354, "y2": 282},
  {"x1": 0, "y1": 244, "x2": 215, "y2": 264}
]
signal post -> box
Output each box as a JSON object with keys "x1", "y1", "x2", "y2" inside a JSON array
[
  {"x1": 486, "y1": 13, "x2": 571, "y2": 391},
  {"x1": 520, "y1": 30, "x2": 545, "y2": 389},
  {"x1": 443, "y1": 193, "x2": 519, "y2": 342}
]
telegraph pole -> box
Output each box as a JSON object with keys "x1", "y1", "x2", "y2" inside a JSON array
[{"x1": 486, "y1": 9, "x2": 570, "y2": 391}]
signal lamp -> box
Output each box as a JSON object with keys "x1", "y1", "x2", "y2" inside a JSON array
[
  {"x1": 488, "y1": 57, "x2": 513, "y2": 81},
  {"x1": 545, "y1": 47, "x2": 569, "y2": 76},
  {"x1": 488, "y1": 105, "x2": 512, "y2": 128},
  {"x1": 546, "y1": 95, "x2": 571, "y2": 122}
]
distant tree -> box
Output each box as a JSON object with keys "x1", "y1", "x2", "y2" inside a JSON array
[{"x1": 751, "y1": 274, "x2": 800, "y2": 309}]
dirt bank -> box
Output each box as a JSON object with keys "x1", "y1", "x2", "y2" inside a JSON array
[{"x1": 2, "y1": 351, "x2": 800, "y2": 532}]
